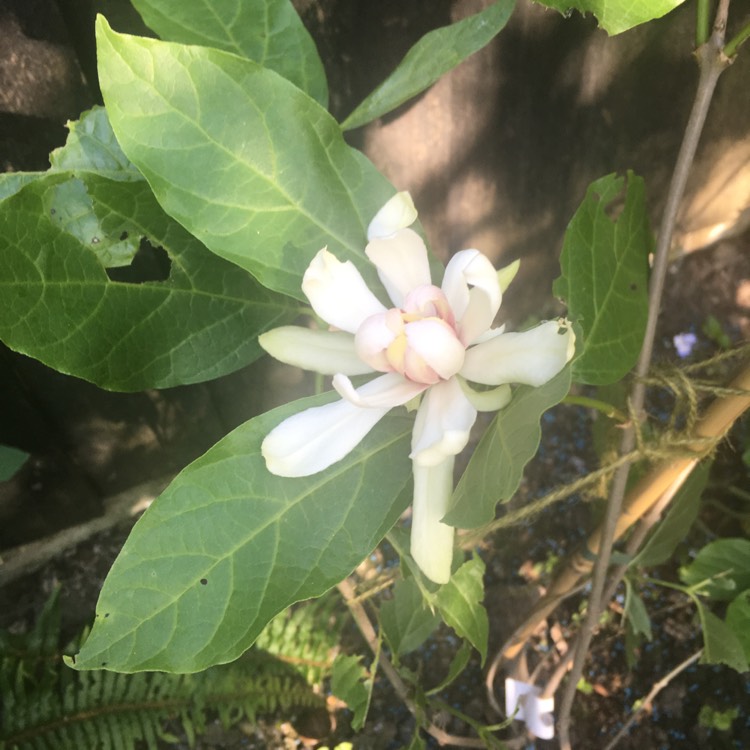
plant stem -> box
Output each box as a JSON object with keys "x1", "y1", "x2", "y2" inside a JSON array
[
  {"x1": 556, "y1": 3, "x2": 733, "y2": 746},
  {"x1": 563, "y1": 395, "x2": 627, "y2": 421},
  {"x1": 696, "y1": 0, "x2": 711, "y2": 47},
  {"x1": 724, "y1": 19, "x2": 750, "y2": 56},
  {"x1": 603, "y1": 649, "x2": 704, "y2": 750}
]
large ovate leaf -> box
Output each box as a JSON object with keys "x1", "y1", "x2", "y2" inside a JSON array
[
  {"x1": 445, "y1": 366, "x2": 571, "y2": 528},
  {"x1": 680, "y1": 538, "x2": 750, "y2": 601},
  {"x1": 129, "y1": 0, "x2": 328, "y2": 106},
  {"x1": 633, "y1": 460, "x2": 710, "y2": 568},
  {"x1": 696, "y1": 601, "x2": 749, "y2": 673},
  {"x1": 533, "y1": 0, "x2": 686, "y2": 35},
  {"x1": 95, "y1": 16, "x2": 395, "y2": 301},
  {"x1": 0, "y1": 173, "x2": 295, "y2": 390},
  {"x1": 69, "y1": 396, "x2": 413, "y2": 672},
  {"x1": 434, "y1": 557, "x2": 489, "y2": 664},
  {"x1": 553, "y1": 172, "x2": 651, "y2": 385},
  {"x1": 0, "y1": 445, "x2": 30, "y2": 482},
  {"x1": 341, "y1": 0, "x2": 516, "y2": 131}
]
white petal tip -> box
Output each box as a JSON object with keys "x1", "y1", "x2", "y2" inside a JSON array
[
  {"x1": 505, "y1": 678, "x2": 555, "y2": 740},
  {"x1": 367, "y1": 192, "x2": 418, "y2": 240}
]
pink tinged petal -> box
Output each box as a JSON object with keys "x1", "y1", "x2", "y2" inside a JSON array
[
  {"x1": 410, "y1": 457, "x2": 455, "y2": 584},
  {"x1": 259, "y1": 326, "x2": 372, "y2": 376},
  {"x1": 460, "y1": 319, "x2": 576, "y2": 387},
  {"x1": 441, "y1": 249, "x2": 502, "y2": 345},
  {"x1": 262, "y1": 398, "x2": 389, "y2": 477},
  {"x1": 404, "y1": 319, "x2": 465, "y2": 382},
  {"x1": 366, "y1": 228, "x2": 432, "y2": 307},
  {"x1": 367, "y1": 191, "x2": 418, "y2": 240},
  {"x1": 355, "y1": 309, "x2": 402, "y2": 372},
  {"x1": 302, "y1": 248, "x2": 386, "y2": 333},
  {"x1": 332, "y1": 372, "x2": 428, "y2": 408},
  {"x1": 410, "y1": 378, "x2": 477, "y2": 466},
  {"x1": 403, "y1": 285, "x2": 455, "y2": 327}
]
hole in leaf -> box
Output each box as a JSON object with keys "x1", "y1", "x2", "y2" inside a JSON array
[
  {"x1": 200, "y1": 578, "x2": 208, "y2": 586},
  {"x1": 119, "y1": 230, "x2": 129, "y2": 241},
  {"x1": 106, "y1": 239, "x2": 171, "y2": 283}
]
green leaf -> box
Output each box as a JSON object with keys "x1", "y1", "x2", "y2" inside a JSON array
[
  {"x1": 0, "y1": 445, "x2": 30, "y2": 482},
  {"x1": 341, "y1": 0, "x2": 516, "y2": 131},
  {"x1": 553, "y1": 172, "x2": 651, "y2": 385},
  {"x1": 380, "y1": 579, "x2": 440, "y2": 657},
  {"x1": 533, "y1": 0, "x2": 686, "y2": 35},
  {"x1": 0, "y1": 174, "x2": 295, "y2": 390},
  {"x1": 696, "y1": 600, "x2": 749, "y2": 673},
  {"x1": 331, "y1": 655, "x2": 372, "y2": 731},
  {"x1": 424, "y1": 640, "x2": 473, "y2": 696},
  {"x1": 680, "y1": 538, "x2": 750, "y2": 601},
  {"x1": 96, "y1": 17, "x2": 395, "y2": 301},
  {"x1": 623, "y1": 578, "x2": 652, "y2": 641},
  {"x1": 49, "y1": 106, "x2": 141, "y2": 181},
  {"x1": 69, "y1": 396, "x2": 413, "y2": 672},
  {"x1": 434, "y1": 557, "x2": 488, "y2": 664},
  {"x1": 129, "y1": 0, "x2": 328, "y2": 106},
  {"x1": 633, "y1": 461, "x2": 711, "y2": 568},
  {"x1": 0, "y1": 172, "x2": 43, "y2": 202},
  {"x1": 445, "y1": 366, "x2": 571, "y2": 528},
  {"x1": 726, "y1": 589, "x2": 750, "y2": 662}
]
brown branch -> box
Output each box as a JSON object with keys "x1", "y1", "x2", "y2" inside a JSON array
[{"x1": 556, "y1": 3, "x2": 734, "y2": 743}]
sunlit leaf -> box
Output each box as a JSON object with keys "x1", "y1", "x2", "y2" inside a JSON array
[
  {"x1": 96, "y1": 17, "x2": 395, "y2": 301},
  {"x1": 341, "y1": 0, "x2": 515, "y2": 131},
  {"x1": 533, "y1": 0, "x2": 686, "y2": 35},
  {"x1": 69, "y1": 396, "x2": 413, "y2": 672},
  {"x1": 445, "y1": 366, "x2": 571, "y2": 528},
  {"x1": 680, "y1": 538, "x2": 750, "y2": 601},
  {"x1": 553, "y1": 172, "x2": 651, "y2": 385},
  {"x1": 0, "y1": 174, "x2": 294, "y2": 390},
  {"x1": 380, "y1": 579, "x2": 440, "y2": 657},
  {"x1": 434, "y1": 557, "x2": 488, "y2": 663},
  {"x1": 129, "y1": 0, "x2": 328, "y2": 106}
]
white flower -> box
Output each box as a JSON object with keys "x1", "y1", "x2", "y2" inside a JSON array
[{"x1": 260, "y1": 192, "x2": 575, "y2": 584}]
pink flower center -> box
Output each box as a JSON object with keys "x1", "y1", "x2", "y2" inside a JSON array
[{"x1": 355, "y1": 285, "x2": 465, "y2": 385}]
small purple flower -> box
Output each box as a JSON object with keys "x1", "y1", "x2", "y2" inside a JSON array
[{"x1": 673, "y1": 332, "x2": 697, "y2": 358}]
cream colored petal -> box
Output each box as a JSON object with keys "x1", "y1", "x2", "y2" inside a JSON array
[
  {"x1": 262, "y1": 397, "x2": 388, "y2": 477},
  {"x1": 404, "y1": 318, "x2": 465, "y2": 381},
  {"x1": 367, "y1": 191, "x2": 418, "y2": 240},
  {"x1": 456, "y1": 377, "x2": 512, "y2": 412},
  {"x1": 366, "y1": 228, "x2": 431, "y2": 307},
  {"x1": 410, "y1": 457, "x2": 455, "y2": 585},
  {"x1": 259, "y1": 326, "x2": 372, "y2": 376},
  {"x1": 333, "y1": 372, "x2": 427, "y2": 408},
  {"x1": 302, "y1": 248, "x2": 386, "y2": 333},
  {"x1": 410, "y1": 378, "x2": 477, "y2": 466},
  {"x1": 460, "y1": 319, "x2": 576, "y2": 386},
  {"x1": 441, "y1": 249, "x2": 502, "y2": 345}
]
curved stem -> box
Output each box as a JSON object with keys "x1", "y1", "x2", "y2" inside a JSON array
[
  {"x1": 556, "y1": 3, "x2": 733, "y2": 745},
  {"x1": 724, "y1": 19, "x2": 750, "y2": 56}
]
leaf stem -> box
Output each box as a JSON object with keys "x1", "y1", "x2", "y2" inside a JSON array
[
  {"x1": 563, "y1": 394, "x2": 627, "y2": 422},
  {"x1": 696, "y1": 0, "x2": 711, "y2": 47},
  {"x1": 724, "y1": 19, "x2": 750, "y2": 57},
  {"x1": 556, "y1": 2, "x2": 733, "y2": 745}
]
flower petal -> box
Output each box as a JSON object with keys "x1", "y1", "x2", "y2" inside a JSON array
[
  {"x1": 404, "y1": 318, "x2": 465, "y2": 381},
  {"x1": 259, "y1": 326, "x2": 373, "y2": 376},
  {"x1": 410, "y1": 377, "x2": 477, "y2": 466},
  {"x1": 457, "y1": 377, "x2": 512, "y2": 412},
  {"x1": 333, "y1": 372, "x2": 427, "y2": 408},
  {"x1": 441, "y1": 249, "x2": 502, "y2": 345},
  {"x1": 302, "y1": 248, "x2": 386, "y2": 333},
  {"x1": 367, "y1": 191, "x2": 418, "y2": 240},
  {"x1": 411, "y1": 457, "x2": 455, "y2": 584},
  {"x1": 262, "y1": 397, "x2": 389, "y2": 477},
  {"x1": 366, "y1": 228, "x2": 432, "y2": 307},
  {"x1": 460, "y1": 319, "x2": 576, "y2": 386}
]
